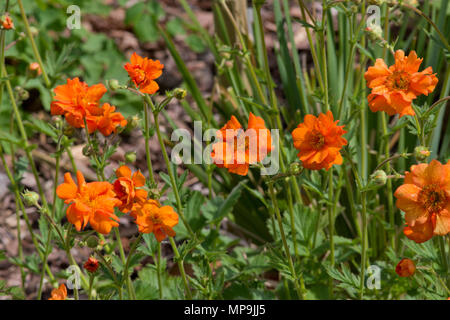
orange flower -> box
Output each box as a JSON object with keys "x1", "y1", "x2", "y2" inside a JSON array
[
  {"x1": 211, "y1": 113, "x2": 272, "y2": 176},
  {"x1": 51, "y1": 78, "x2": 106, "y2": 132},
  {"x1": 48, "y1": 283, "x2": 67, "y2": 300},
  {"x1": 84, "y1": 257, "x2": 99, "y2": 273},
  {"x1": 1, "y1": 15, "x2": 13, "y2": 29},
  {"x1": 56, "y1": 171, "x2": 121, "y2": 234},
  {"x1": 124, "y1": 52, "x2": 164, "y2": 94},
  {"x1": 364, "y1": 50, "x2": 438, "y2": 117},
  {"x1": 131, "y1": 199, "x2": 179, "y2": 242},
  {"x1": 395, "y1": 258, "x2": 416, "y2": 277},
  {"x1": 394, "y1": 160, "x2": 450, "y2": 243},
  {"x1": 96, "y1": 103, "x2": 127, "y2": 136},
  {"x1": 292, "y1": 111, "x2": 347, "y2": 170},
  {"x1": 113, "y1": 165, "x2": 148, "y2": 214}
]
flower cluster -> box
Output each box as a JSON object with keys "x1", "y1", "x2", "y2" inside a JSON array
[{"x1": 51, "y1": 78, "x2": 127, "y2": 136}]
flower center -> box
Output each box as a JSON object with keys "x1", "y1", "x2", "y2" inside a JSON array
[
  {"x1": 133, "y1": 67, "x2": 147, "y2": 86},
  {"x1": 150, "y1": 212, "x2": 163, "y2": 225},
  {"x1": 387, "y1": 71, "x2": 410, "y2": 90},
  {"x1": 418, "y1": 184, "x2": 447, "y2": 214},
  {"x1": 310, "y1": 131, "x2": 325, "y2": 150}
]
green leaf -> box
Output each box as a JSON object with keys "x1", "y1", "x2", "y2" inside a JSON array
[{"x1": 185, "y1": 34, "x2": 206, "y2": 53}]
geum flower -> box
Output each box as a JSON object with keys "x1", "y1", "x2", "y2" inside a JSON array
[
  {"x1": 51, "y1": 78, "x2": 126, "y2": 136},
  {"x1": 48, "y1": 284, "x2": 67, "y2": 300},
  {"x1": 124, "y1": 52, "x2": 164, "y2": 94},
  {"x1": 394, "y1": 160, "x2": 450, "y2": 243},
  {"x1": 51, "y1": 78, "x2": 106, "y2": 132},
  {"x1": 211, "y1": 112, "x2": 272, "y2": 176},
  {"x1": 113, "y1": 165, "x2": 148, "y2": 214},
  {"x1": 56, "y1": 171, "x2": 122, "y2": 234},
  {"x1": 130, "y1": 199, "x2": 179, "y2": 242},
  {"x1": 292, "y1": 111, "x2": 347, "y2": 170},
  {"x1": 84, "y1": 257, "x2": 99, "y2": 273},
  {"x1": 364, "y1": 50, "x2": 438, "y2": 117},
  {"x1": 395, "y1": 258, "x2": 416, "y2": 277}
]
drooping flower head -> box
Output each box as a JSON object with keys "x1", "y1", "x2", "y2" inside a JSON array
[
  {"x1": 113, "y1": 165, "x2": 148, "y2": 214},
  {"x1": 48, "y1": 284, "x2": 67, "y2": 300},
  {"x1": 56, "y1": 171, "x2": 122, "y2": 234},
  {"x1": 124, "y1": 52, "x2": 164, "y2": 94},
  {"x1": 96, "y1": 103, "x2": 127, "y2": 136},
  {"x1": 394, "y1": 160, "x2": 450, "y2": 243},
  {"x1": 395, "y1": 258, "x2": 416, "y2": 277},
  {"x1": 84, "y1": 257, "x2": 99, "y2": 273},
  {"x1": 211, "y1": 112, "x2": 272, "y2": 176},
  {"x1": 292, "y1": 111, "x2": 347, "y2": 170},
  {"x1": 51, "y1": 78, "x2": 106, "y2": 132},
  {"x1": 1, "y1": 14, "x2": 14, "y2": 29},
  {"x1": 130, "y1": 199, "x2": 179, "y2": 242},
  {"x1": 364, "y1": 50, "x2": 438, "y2": 117}
]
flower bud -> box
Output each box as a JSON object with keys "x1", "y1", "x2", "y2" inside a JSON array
[
  {"x1": 289, "y1": 162, "x2": 302, "y2": 175},
  {"x1": 107, "y1": 79, "x2": 121, "y2": 91},
  {"x1": 22, "y1": 190, "x2": 40, "y2": 207},
  {"x1": 14, "y1": 86, "x2": 29, "y2": 101},
  {"x1": 370, "y1": 170, "x2": 387, "y2": 186},
  {"x1": 86, "y1": 236, "x2": 99, "y2": 248},
  {"x1": 395, "y1": 258, "x2": 416, "y2": 277},
  {"x1": 82, "y1": 145, "x2": 94, "y2": 157},
  {"x1": 414, "y1": 146, "x2": 430, "y2": 161},
  {"x1": 1, "y1": 14, "x2": 14, "y2": 30},
  {"x1": 29, "y1": 62, "x2": 42, "y2": 77},
  {"x1": 63, "y1": 124, "x2": 75, "y2": 137},
  {"x1": 29, "y1": 26, "x2": 39, "y2": 37},
  {"x1": 124, "y1": 151, "x2": 137, "y2": 164},
  {"x1": 173, "y1": 88, "x2": 187, "y2": 100},
  {"x1": 83, "y1": 257, "x2": 99, "y2": 273},
  {"x1": 126, "y1": 115, "x2": 140, "y2": 131}
]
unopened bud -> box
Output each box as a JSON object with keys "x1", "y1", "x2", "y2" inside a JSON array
[
  {"x1": 289, "y1": 162, "x2": 302, "y2": 175},
  {"x1": 22, "y1": 190, "x2": 40, "y2": 207},
  {"x1": 124, "y1": 151, "x2": 137, "y2": 163},
  {"x1": 86, "y1": 236, "x2": 99, "y2": 248},
  {"x1": 107, "y1": 79, "x2": 121, "y2": 91},
  {"x1": 29, "y1": 62, "x2": 42, "y2": 77},
  {"x1": 82, "y1": 145, "x2": 94, "y2": 157},
  {"x1": 173, "y1": 88, "x2": 187, "y2": 100},
  {"x1": 126, "y1": 115, "x2": 140, "y2": 131},
  {"x1": 14, "y1": 86, "x2": 29, "y2": 101},
  {"x1": 414, "y1": 146, "x2": 430, "y2": 161},
  {"x1": 370, "y1": 170, "x2": 387, "y2": 186}
]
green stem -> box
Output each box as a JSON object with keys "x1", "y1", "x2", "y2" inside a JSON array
[
  {"x1": 268, "y1": 183, "x2": 305, "y2": 300},
  {"x1": 169, "y1": 237, "x2": 192, "y2": 299},
  {"x1": 156, "y1": 242, "x2": 163, "y2": 299},
  {"x1": 152, "y1": 103, "x2": 194, "y2": 237},
  {"x1": 114, "y1": 227, "x2": 133, "y2": 299},
  {"x1": 123, "y1": 233, "x2": 142, "y2": 300},
  {"x1": 143, "y1": 98, "x2": 156, "y2": 186},
  {"x1": 359, "y1": 191, "x2": 368, "y2": 300},
  {"x1": 17, "y1": 0, "x2": 51, "y2": 87}
]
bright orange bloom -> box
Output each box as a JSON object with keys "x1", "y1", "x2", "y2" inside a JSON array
[
  {"x1": 51, "y1": 78, "x2": 106, "y2": 132},
  {"x1": 395, "y1": 258, "x2": 416, "y2": 277},
  {"x1": 292, "y1": 111, "x2": 347, "y2": 171},
  {"x1": 84, "y1": 257, "x2": 99, "y2": 273},
  {"x1": 96, "y1": 103, "x2": 127, "y2": 136},
  {"x1": 124, "y1": 52, "x2": 164, "y2": 94},
  {"x1": 130, "y1": 199, "x2": 179, "y2": 242},
  {"x1": 48, "y1": 284, "x2": 67, "y2": 300},
  {"x1": 113, "y1": 165, "x2": 148, "y2": 213},
  {"x1": 364, "y1": 50, "x2": 438, "y2": 117},
  {"x1": 1, "y1": 15, "x2": 13, "y2": 29},
  {"x1": 394, "y1": 160, "x2": 450, "y2": 243},
  {"x1": 56, "y1": 171, "x2": 121, "y2": 234},
  {"x1": 211, "y1": 113, "x2": 272, "y2": 176}
]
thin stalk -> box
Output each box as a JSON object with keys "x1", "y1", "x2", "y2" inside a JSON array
[
  {"x1": 156, "y1": 242, "x2": 163, "y2": 299},
  {"x1": 268, "y1": 183, "x2": 305, "y2": 300},
  {"x1": 169, "y1": 237, "x2": 192, "y2": 299},
  {"x1": 152, "y1": 104, "x2": 194, "y2": 237},
  {"x1": 17, "y1": 0, "x2": 51, "y2": 87},
  {"x1": 123, "y1": 233, "x2": 142, "y2": 300},
  {"x1": 359, "y1": 191, "x2": 368, "y2": 300},
  {"x1": 114, "y1": 227, "x2": 134, "y2": 299},
  {"x1": 143, "y1": 99, "x2": 156, "y2": 186}
]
